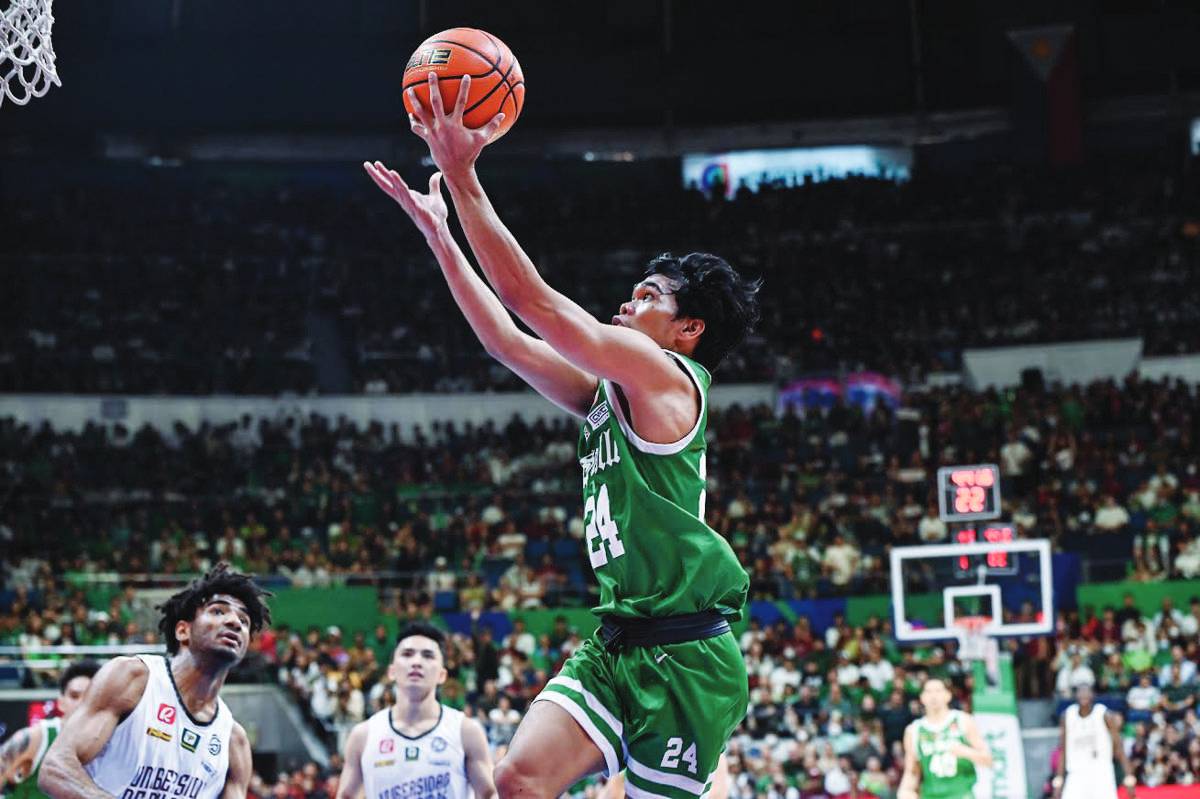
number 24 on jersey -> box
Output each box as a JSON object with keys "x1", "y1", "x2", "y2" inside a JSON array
[{"x1": 586, "y1": 484, "x2": 625, "y2": 567}]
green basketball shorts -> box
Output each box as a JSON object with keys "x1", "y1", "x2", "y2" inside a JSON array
[{"x1": 533, "y1": 629, "x2": 748, "y2": 799}]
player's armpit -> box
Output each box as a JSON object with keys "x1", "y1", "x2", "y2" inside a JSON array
[
  {"x1": 335, "y1": 722, "x2": 369, "y2": 799},
  {"x1": 459, "y1": 718, "x2": 496, "y2": 799},
  {"x1": 221, "y1": 724, "x2": 252, "y2": 799},
  {"x1": 40, "y1": 657, "x2": 149, "y2": 799},
  {"x1": 0, "y1": 725, "x2": 39, "y2": 787}
]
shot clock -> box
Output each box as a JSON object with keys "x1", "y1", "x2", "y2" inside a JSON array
[
  {"x1": 936, "y1": 464, "x2": 1002, "y2": 522},
  {"x1": 952, "y1": 524, "x2": 1019, "y2": 576}
]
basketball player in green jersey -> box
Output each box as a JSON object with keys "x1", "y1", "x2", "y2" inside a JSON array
[
  {"x1": 899, "y1": 678, "x2": 994, "y2": 799},
  {"x1": 0, "y1": 662, "x2": 99, "y2": 799},
  {"x1": 365, "y1": 71, "x2": 761, "y2": 799}
]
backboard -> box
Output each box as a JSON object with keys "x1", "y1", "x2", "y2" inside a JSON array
[{"x1": 889, "y1": 538, "x2": 1053, "y2": 644}]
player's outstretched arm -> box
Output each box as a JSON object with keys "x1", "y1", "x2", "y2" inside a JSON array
[
  {"x1": 334, "y1": 721, "x2": 369, "y2": 799},
  {"x1": 406, "y1": 74, "x2": 693, "y2": 395},
  {"x1": 0, "y1": 723, "x2": 41, "y2": 789},
  {"x1": 897, "y1": 724, "x2": 921, "y2": 799},
  {"x1": 460, "y1": 718, "x2": 496, "y2": 799},
  {"x1": 221, "y1": 723, "x2": 252, "y2": 799},
  {"x1": 39, "y1": 657, "x2": 149, "y2": 799},
  {"x1": 363, "y1": 163, "x2": 597, "y2": 417}
]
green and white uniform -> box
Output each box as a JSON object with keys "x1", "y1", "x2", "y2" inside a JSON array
[
  {"x1": 912, "y1": 710, "x2": 977, "y2": 799},
  {"x1": 7, "y1": 718, "x2": 59, "y2": 799},
  {"x1": 536, "y1": 351, "x2": 749, "y2": 799}
]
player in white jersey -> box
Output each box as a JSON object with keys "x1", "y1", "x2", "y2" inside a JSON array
[
  {"x1": 337, "y1": 623, "x2": 495, "y2": 799},
  {"x1": 0, "y1": 660, "x2": 99, "y2": 799},
  {"x1": 39, "y1": 564, "x2": 271, "y2": 799},
  {"x1": 1053, "y1": 685, "x2": 1136, "y2": 799}
]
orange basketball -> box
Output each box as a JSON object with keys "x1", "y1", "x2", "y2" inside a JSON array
[{"x1": 402, "y1": 28, "x2": 525, "y2": 140}]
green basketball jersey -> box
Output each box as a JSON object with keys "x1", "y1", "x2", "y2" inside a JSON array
[
  {"x1": 10, "y1": 718, "x2": 59, "y2": 799},
  {"x1": 914, "y1": 710, "x2": 976, "y2": 799},
  {"x1": 576, "y1": 351, "x2": 748, "y2": 619}
]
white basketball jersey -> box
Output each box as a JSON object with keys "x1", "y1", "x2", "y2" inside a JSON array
[
  {"x1": 86, "y1": 655, "x2": 234, "y2": 799},
  {"x1": 1063, "y1": 702, "x2": 1117, "y2": 798},
  {"x1": 361, "y1": 705, "x2": 470, "y2": 799}
]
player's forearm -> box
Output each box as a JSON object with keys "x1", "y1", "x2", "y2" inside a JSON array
[
  {"x1": 441, "y1": 167, "x2": 552, "y2": 313},
  {"x1": 964, "y1": 747, "x2": 993, "y2": 768},
  {"x1": 38, "y1": 754, "x2": 115, "y2": 799},
  {"x1": 426, "y1": 223, "x2": 524, "y2": 358}
]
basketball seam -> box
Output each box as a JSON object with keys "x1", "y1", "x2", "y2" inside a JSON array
[
  {"x1": 465, "y1": 58, "x2": 517, "y2": 115},
  {"x1": 497, "y1": 80, "x2": 524, "y2": 118},
  {"x1": 481, "y1": 31, "x2": 504, "y2": 66}
]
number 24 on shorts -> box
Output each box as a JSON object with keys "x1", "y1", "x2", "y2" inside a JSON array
[
  {"x1": 586, "y1": 484, "x2": 625, "y2": 567},
  {"x1": 661, "y1": 738, "x2": 698, "y2": 774}
]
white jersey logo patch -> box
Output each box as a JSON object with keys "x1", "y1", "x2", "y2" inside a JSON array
[{"x1": 587, "y1": 403, "x2": 610, "y2": 432}]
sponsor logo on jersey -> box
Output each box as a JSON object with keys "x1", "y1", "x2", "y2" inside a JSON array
[
  {"x1": 428, "y1": 758, "x2": 452, "y2": 767},
  {"x1": 156, "y1": 704, "x2": 177, "y2": 725},
  {"x1": 208, "y1": 735, "x2": 221, "y2": 756},
  {"x1": 586, "y1": 403, "x2": 610, "y2": 434},
  {"x1": 372, "y1": 760, "x2": 395, "y2": 768},
  {"x1": 181, "y1": 729, "x2": 200, "y2": 753},
  {"x1": 146, "y1": 727, "x2": 173, "y2": 743},
  {"x1": 379, "y1": 739, "x2": 394, "y2": 754},
  {"x1": 430, "y1": 736, "x2": 447, "y2": 753},
  {"x1": 404, "y1": 746, "x2": 419, "y2": 761},
  {"x1": 201, "y1": 762, "x2": 217, "y2": 778}
]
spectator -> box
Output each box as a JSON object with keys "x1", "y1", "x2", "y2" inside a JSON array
[
  {"x1": 1127, "y1": 673, "x2": 1162, "y2": 722},
  {"x1": 1055, "y1": 651, "x2": 1095, "y2": 698},
  {"x1": 1094, "y1": 495, "x2": 1131, "y2": 532}
]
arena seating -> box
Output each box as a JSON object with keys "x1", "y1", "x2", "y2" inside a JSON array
[{"x1": 3, "y1": 157, "x2": 1199, "y2": 394}]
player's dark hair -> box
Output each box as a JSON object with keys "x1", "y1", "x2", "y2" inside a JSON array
[
  {"x1": 395, "y1": 622, "x2": 447, "y2": 661},
  {"x1": 59, "y1": 660, "x2": 101, "y2": 693},
  {"x1": 644, "y1": 252, "x2": 762, "y2": 371},
  {"x1": 157, "y1": 562, "x2": 272, "y2": 654}
]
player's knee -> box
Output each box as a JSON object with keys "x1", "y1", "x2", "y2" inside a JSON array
[{"x1": 494, "y1": 755, "x2": 543, "y2": 799}]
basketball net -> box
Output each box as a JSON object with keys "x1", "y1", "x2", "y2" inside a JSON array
[
  {"x1": 954, "y1": 615, "x2": 1001, "y2": 687},
  {"x1": 0, "y1": 0, "x2": 59, "y2": 108}
]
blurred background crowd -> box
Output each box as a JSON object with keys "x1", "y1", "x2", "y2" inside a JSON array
[{"x1": 2, "y1": 157, "x2": 1199, "y2": 395}]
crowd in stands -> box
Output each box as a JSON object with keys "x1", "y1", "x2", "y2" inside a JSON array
[
  {"x1": 3, "y1": 155, "x2": 1199, "y2": 394},
  {"x1": 4, "y1": 369, "x2": 1200, "y2": 609}
]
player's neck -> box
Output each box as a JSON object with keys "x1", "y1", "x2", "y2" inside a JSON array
[
  {"x1": 390, "y1": 689, "x2": 441, "y2": 731},
  {"x1": 924, "y1": 707, "x2": 951, "y2": 724},
  {"x1": 169, "y1": 650, "x2": 230, "y2": 720}
]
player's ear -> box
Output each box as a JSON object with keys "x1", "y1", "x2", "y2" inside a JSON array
[
  {"x1": 175, "y1": 619, "x2": 191, "y2": 649},
  {"x1": 677, "y1": 316, "x2": 705, "y2": 342},
  {"x1": 436, "y1": 665, "x2": 448, "y2": 686}
]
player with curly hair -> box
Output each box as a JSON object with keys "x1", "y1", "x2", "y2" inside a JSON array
[{"x1": 39, "y1": 564, "x2": 271, "y2": 799}]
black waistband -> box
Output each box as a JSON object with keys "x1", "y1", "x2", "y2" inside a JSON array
[{"x1": 598, "y1": 609, "x2": 730, "y2": 652}]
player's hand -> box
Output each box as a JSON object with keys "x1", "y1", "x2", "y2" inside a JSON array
[
  {"x1": 897, "y1": 788, "x2": 918, "y2": 799},
  {"x1": 946, "y1": 742, "x2": 974, "y2": 759},
  {"x1": 362, "y1": 162, "x2": 448, "y2": 240},
  {"x1": 407, "y1": 72, "x2": 505, "y2": 176}
]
